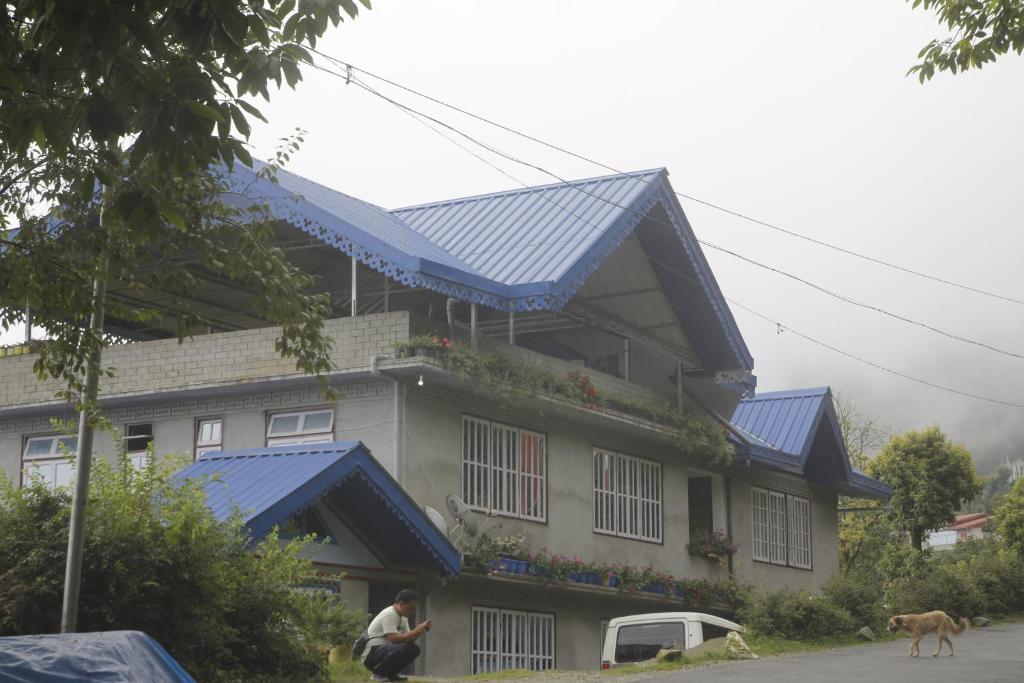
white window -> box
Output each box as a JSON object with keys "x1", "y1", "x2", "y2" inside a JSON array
[
  {"x1": 195, "y1": 418, "x2": 223, "y2": 458},
  {"x1": 751, "y1": 486, "x2": 812, "y2": 569},
  {"x1": 462, "y1": 416, "x2": 546, "y2": 521},
  {"x1": 125, "y1": 423, "x2": 153, "y2": 471},
  {"x1": 266, "y1": 409, "x2": 334, "y2": 446},
  {"x1": 787, "y1": 495, "x2": 812, "y2": 569},
  {"x1": 471, "y1": 607, "x2": 554, "y2": 675},
  {"x1": 750, "y1": 487, "x2": 770, "y2": 562},
  {"x1": 593, "y1": 448, "x2": 662, "y2": 543},
  {"x1": 768, "y1": 491, "x2": 788, "y2": 565},
  {"x1": 22, "y1": 435, "x2": 77, "y2": 490}
]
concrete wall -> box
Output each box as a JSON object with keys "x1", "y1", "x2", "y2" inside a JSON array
[
  {"x1": 400, "y1": 386, "x2": 727, "y2": 583},
  {"x1": 729, "y1": 470, "x2": 839, "y2": 592},
  {"x1": 0, "y1": 380, "x2": 397, "y2": 487}
]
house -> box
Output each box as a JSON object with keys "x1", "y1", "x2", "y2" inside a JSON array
[
  {"x1": 0, "y1": 163, "x2": 890, "y2": 676},
  {"x1": 926, "y1": 512, "x2": 992, "y2": 550}
]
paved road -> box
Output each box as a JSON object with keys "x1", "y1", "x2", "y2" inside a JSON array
[{"x1": 633, "y1": 622, "x2": 1024, "y2": 683}]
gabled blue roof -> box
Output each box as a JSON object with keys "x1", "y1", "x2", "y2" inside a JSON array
[
  {"x1": 175, "y1": 441, "x2": 460, "y2": 576},
  {"x1": 222, "y1": 163, "x2": 753, "y2": 371},
  {"x1": 730, "y1": 387, "x2": 892, "y2": 500}
]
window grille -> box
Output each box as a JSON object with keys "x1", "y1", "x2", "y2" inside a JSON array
[
  {"x1": 462, "y1": 416, "x2": 546, "y2": 521},
  {"x1": 787, "y1": 495, "x2": 812, "y2": 569},
  {"x1": 472, "y1": 607, "x2": 554, "y2": 675},
  {"x1": 751, "y1": 486, "x2": 812, "y2": 569},
  {"x1": 593, "y1": 448, "x2": 662, "y2": 543}
]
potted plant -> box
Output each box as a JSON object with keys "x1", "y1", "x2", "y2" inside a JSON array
[{"x1": 687, "y1": 529, "x2": 739, "y2": 568}]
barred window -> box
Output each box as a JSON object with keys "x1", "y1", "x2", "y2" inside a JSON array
[
  {"x1": 750, "y1": 487, "x2": 770, "y2": 561},
  {"x1": 593, "y1": 448, "x2": 662, "y2": 543},
  {"x1": 462, "y1": 416, "x2": 546, "y2": 521},
  {"x1": 751, "y1": 486, "x2": 812, "y2": 569},
  {"x1": 787, "y1": 495, "x2": 812, "y2": 569},
  {"x1": 471, "y1": 607, "x2": 554, "y2": 675}
]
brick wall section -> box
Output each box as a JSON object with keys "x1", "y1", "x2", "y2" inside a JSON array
[{"x1": 0, "y1": 312, "x2": 411, "y2": 409}]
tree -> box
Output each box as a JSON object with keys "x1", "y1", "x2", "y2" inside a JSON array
[
  {"x1": 1, "y1": 1, "x2": 369, "y2": 630},
  {"x1": 0, "y1": 455, "x2": 364, "y2": 682},
  {"x1": 909, "y1": 0, "x2": 1024, "y2": 81},
  {"x1": 1, "y1": 0, "x2": 370, "y2": 396},
  {"x1": 833, "y1": 390, "x2": 888, "y2": 472},
  {"x1": 996, "y1": 477, "x2": 1024, "y2": 557},
  {"x1": 867, "y1": 426, "x2": 982, "y2": 550}
]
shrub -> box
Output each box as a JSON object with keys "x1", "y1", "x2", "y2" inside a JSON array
[
  {"x1": 883, "y1": 538, "x2": 1024, "y2": 618},
  {"x1": 823, "y1": 573, "x2": 886, "y2": 631},
  {"x1": 0, "y1": 455, "x2": 362, "y2": 682},
  {"x1": 738, "y1": 590, "x2": 857, "y2": 639}
]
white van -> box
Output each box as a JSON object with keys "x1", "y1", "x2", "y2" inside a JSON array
[{"x1": 600, "y1": 612, "x2": 743, "y2": 669}]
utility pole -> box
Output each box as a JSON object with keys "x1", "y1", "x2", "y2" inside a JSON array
[{"x1": 60, "y1": 189, "x2": 111, "y2": 633}]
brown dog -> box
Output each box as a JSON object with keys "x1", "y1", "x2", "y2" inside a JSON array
[{"x1": 888, "y1": 611, "x2": 969, "y2": 657}]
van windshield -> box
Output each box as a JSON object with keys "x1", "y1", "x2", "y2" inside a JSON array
[{"x1": 614, "y1": 622, "x2": 685, "y2": 663}]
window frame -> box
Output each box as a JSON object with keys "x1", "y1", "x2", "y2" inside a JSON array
[
  {"x1": 21, "y1": 434, "x2": 78, "y2": 490},
  {"x1": 461, "y1": 415, "x2": 547, "y2": 523},
  {"x1": 265, "y1": 408, "x2": 335, "y2": 446},
  {"x1": 124, "y1": 422, "x2": 153, "y2": 471},
  {"x1": 195, "y1": 417, "x2": 223, "y2": 458},
  {"x1": 750, "y1": 486, "x2": 813, "y2": 570},
  {"x1": 470, "y1": 606, "x2": 555, "y2": 675},
  {"x1": 593, "y1": 448, "x2": 663, "y2": 544}
]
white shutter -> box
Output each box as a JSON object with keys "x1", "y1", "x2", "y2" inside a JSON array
[
  {"x1": 787, "y1": 495, "x2": 812, "y2": 569},
  {"x1": 472, "y1": 607, "x2": 501, "y2": 675},
  {"x1": 750, "y1": 487, "x2": 770, "y2": 562},
  {"x1": 473, "y1": 608, "x2": 554, "y2": 674},
  {"x1": 768, "y1": 491, "x2": 788, "y2": 565},
  {"x1": 463, "y1": 416, "x2": 491, "y2": 510},
  {"x1": 592, "y1": 449, "x2": 661, "y2": 542},
  {"x1": 527, "y1": 612, "x2": 555, "y2": 671}
]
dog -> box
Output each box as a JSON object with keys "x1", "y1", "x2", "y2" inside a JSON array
[{"x1": 887, "y1": 611, "x2": 969, "y2": 657}]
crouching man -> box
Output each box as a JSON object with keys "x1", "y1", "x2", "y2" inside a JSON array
[{"x1": 362, "y1": 589, "x2": 431, "y2": 682}]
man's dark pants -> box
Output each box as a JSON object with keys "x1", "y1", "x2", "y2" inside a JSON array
[{"x1": 364, "y1": 642, "x2": 420, "y2": 678}]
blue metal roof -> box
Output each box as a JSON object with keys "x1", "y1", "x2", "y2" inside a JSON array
[
  {"x1": 220, "y1": 163, "x2": 752, "y2": 371},
  {"x1": 730, "y1": 387, "x2": 892, "y2": 500},
  {"x1": 175, "y1": 441, "x2": 460, "y2": 576},
  {"x1": 731, "y1": 387, "x2": 832, "y2": 460},
  {"x1": 393, "y1": 170, "x2": 663, "y2": 286}
]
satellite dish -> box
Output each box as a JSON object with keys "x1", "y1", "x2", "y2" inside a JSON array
[
  {"x1": 423, "y1": 506, "x2": 448, "y2": 535},
  {"x1": 445, "y1": 494, "x2": 471, "y2": 520}
]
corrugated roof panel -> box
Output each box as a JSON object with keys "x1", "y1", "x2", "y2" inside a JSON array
[
  {"x1": 731, "y1": 387, "x2": 830, "y2": 457},
  {"x1": 175, "y1": 441, "x2": 461, "y2": 574},
  {"x1": 393, "y1": 170, "x2": 663, "y2": 285},
  {"x1": 232, "y1": 163, "x2": 477, "y2": 273}
]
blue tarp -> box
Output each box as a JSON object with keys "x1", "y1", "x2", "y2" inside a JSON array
[{"x1": 0, "y1": 631, "x2": 195, "y2": 682}]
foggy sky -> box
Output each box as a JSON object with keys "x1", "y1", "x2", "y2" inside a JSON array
[{"x1": 7, "y1": 1, "x2": 1023, "y2": 470}]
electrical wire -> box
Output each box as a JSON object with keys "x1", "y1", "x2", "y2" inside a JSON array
[
  {"x1": 310, "y1": 50, "x2": 1024, "y2": 308},
  {"x1": 317, "y1": 62, "x2": 1024, "y2": 363},
  {"x1": 307, "y1": 64, "x2": 1024, "y2": 409}
]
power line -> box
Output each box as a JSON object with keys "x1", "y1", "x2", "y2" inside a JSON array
[
  {"x1": 309, "y1": 65, "x2": 1024, "y2": 410},
  {"x1": 320, "y1": 62, "x2": 1024, "y2": 364},
  {"x1": 311, "y1": 51, "x2": 1024, "y2": 308}
]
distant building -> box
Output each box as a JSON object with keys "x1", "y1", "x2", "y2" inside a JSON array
[{"x1": 926, "y1": 512, "x2": 991, "y2": 550}]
